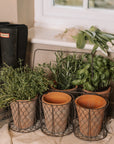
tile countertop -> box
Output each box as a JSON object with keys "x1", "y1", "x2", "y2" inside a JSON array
[{"x1": 28, "y1": 27, "x2": 114, "y2": 55}]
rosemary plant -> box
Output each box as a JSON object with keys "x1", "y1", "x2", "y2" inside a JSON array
[{"x1": 43, "y1": 52, "x2": 83, "y2": 90}]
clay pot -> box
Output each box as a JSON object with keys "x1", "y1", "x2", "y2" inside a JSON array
[
  {"x1": 75, "y1": 95, "x2": 107, "y2": 137},
  {"x1": 10, "y1": 97, "x2": 37, "y2": 129},
  {"x1": 51, "y1": 85, "x2": 77, "y2": 92},
  {"x1": 50, "y1": 85, "x2": 78, "y2": 99},
  {"x1": 84, "y1": 87, "x2": 111, "y2": 98},
  {"x1": 42, "y1": 92, "x2": 71, "y2": 133}
]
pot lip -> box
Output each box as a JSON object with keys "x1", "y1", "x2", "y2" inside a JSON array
[
  {"x1": 75, "y1": 94, "x2": 107, "y2": 110},
  {"x1": 42, "y1": 92, "x2": 71, "y2": 106},
  {"x1": 51, "y1": 85, "x2": 78, "y2": 91},
  {"x1": 11, "y1": 96, "x2": 37, "y2": 104},
  {"x1": 83, "y1": 86, "x2": 111, "y2": 94}
]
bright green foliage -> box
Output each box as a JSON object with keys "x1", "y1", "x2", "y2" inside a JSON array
[
  {"x1": 0, "y1": 61, "x2": 52, "y2": 108},
  {"x1": 72, "y1": 54, "x2": 114, "y2": 91},
  {"x1": 43, "y1": 52, "x2": 83, "y2": 90},
  {"x1": 73, "y1": 26, "x2": 114, "y2": 55}
]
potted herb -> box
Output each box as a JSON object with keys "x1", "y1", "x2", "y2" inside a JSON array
[
  {"x1": 72, "y1": 54, "x2": 114, "y2": 97},
  {"x1": 73, "y1": 26, "x2": 114, "y2": 55},
  {"x1": 43, "y1": 52, "x2": 82, "y2": 93},
  {"x1": 0, "y1": 61, "x2": 52, "y2": 129}
]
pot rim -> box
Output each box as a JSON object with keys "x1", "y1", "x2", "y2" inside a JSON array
[
  {"x1": 83, "y1": 86, "x2": 111, "y2": 94},
  {"x1": 75, "y1": 95, "x2": 107, "y2": 110},
  {"x1": 11, "y1": 96, "x2": 37, "y2": 104},
  {"x1": 42, "y1": 92, "x2": 71, "y2": 106},
  {"x1": 51, "y1": 85, "x2": 78, "y2": 91}
]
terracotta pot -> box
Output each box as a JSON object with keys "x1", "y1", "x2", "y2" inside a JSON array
[
  {"x1": 75, "y1": 95, "x2": 107, "y2": 137},
  {"x1": 42, "y1": 92, "x2": 71, "y2": 133},
  {"x1": 50, "y1": 85, "x2": 78, "y2": 99},
  {"x1": 51, "y1": 85, "x2": 77, "y2": 92},
  {"x1": 83, "y1": 87, "x2": 111, "y2": 98},
  {"x1": 10, "y1": 97, "x2": 37, "y2": 129}
]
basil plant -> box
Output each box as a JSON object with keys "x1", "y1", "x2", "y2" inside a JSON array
[{"x1": 72, "y1": 54, "x2": 114, "y2": 92}]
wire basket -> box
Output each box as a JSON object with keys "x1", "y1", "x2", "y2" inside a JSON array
[
  {"x1": 73, "y1": 93, "x2": 109, "y2": 141},
  {"x1": 9, "y1": 97, "x2": 40, "y2": 133},
  {"x1": 40, "y1": 91, "x2": 74, "y2": 136}
]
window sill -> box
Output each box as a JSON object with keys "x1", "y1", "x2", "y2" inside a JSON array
[{"x1": 28, "y1": 27, "x2": 114, "y2": 55}]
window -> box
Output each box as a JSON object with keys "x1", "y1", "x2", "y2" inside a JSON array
[
  {"x1": 54, "y1": 0, "x2": 83, "y2": 7},
  {"x1": 89, "y1": 0, "x2": 114, "y2": 9},
  {"x1": 54, "y1": 0, "x2": 114, "y2": 9},
  {"x1": 35, "y1": 0, "x2": 114, "y2": 32}
]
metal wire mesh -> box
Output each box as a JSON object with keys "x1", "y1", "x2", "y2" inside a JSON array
[
  {"x1": 40, "y1": 92, "x2": 74, "y2": 136},
  {"x1": 9, "y1": 97, "x2": 40, "y2": 133},
  {"x1": 73, "y1": 93, "x2": 109, "y2": 141}
]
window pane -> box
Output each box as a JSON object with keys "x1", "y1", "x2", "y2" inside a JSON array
[
  {"x1": 54, "y1": 0, "x2": 83, "y2": 7},
  {"x1": 89, "y1": 0, "x2": 114, "y2": 9}
]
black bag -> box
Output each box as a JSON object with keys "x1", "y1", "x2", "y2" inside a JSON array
[
  {"x1": 0, "y1": 22, "x2": 10, "y2": 66},
  {"x1": 0, "y1": 22, "x2": 10, "y2": 25},
  {"x1": 0, "y1": 24, "x2": 28, "y2": 67}
]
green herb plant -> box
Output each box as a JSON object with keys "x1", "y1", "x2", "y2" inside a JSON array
[
  {"x1": 72, "y1": 54, "x2": 114, "y2": 92},
  {"x1": 73, "y1": 26, "x2": 114, "y2": 55},
  {"x1": 0, "y1": 61, "x2": 52, "y2": 108},
  {"x1": 43, "y1": 52, "x2": 83, "y2": 90}
]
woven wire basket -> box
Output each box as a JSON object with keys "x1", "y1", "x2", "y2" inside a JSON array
[
  {"x1": 9, "y1": 97, "x2": 40, "y2": 133},
  {"x1": 73, "y1": 93, "x2": 109, "y2": 141},
  {"x1": 40, "y1": 92, "x2": 74, "y2": 136}
]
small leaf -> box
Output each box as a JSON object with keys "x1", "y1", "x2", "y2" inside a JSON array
[
  {"x1": 91, "y1": 44, "x2": 98, "y2": 55},
  {"x1": 84, "y1": 82, "x2": 95, "y2": 91},
  {"x1": 76, "y1": 32, "x2": 86, "y2": 49},
  {"x1": 103, "y1": 33, "x2": 114, "y2": 40},
  {"x1": 72, "y1": 80, "x2": 82, "y2": 86}
]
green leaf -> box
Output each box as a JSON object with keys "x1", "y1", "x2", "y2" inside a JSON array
[
  {"x1": 89, "y1": 26, "x2": 101, "y2": 33},
  {"x1": 91, "y1": 44, "x2": 98, "y2": 55},
  {"x1": 92, "y1": 72, "x2": 99, "y2": 82},
  {"x1": 76, "y1": 32, "x2": 86, "y2": 49},
  {"x1": 84, "y1": 82, "x2": 95, "y2": 91},
  {"x1": 72, "y1": 80, "x2": 82, "y2": 86},
  {"x1": 101, "y1": 74, "x2": 105, "y2": 80},
  {"x1": 103, "y1": 33, "x2": 114, "y2": 40},
  {"x1": 84, "y1": 64, "x2": 91, "y2": 70}
]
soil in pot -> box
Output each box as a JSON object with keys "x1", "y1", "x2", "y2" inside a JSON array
[
  {"x1": 75, "y1": 95, "x2": 107, "y2": 137},
  {"x1": 10, "y1": 97, "x2": 37, "y2": 129},
  {"x1": 83, "y1": 87, "x2": 111, "y2": 98},
  {"x1": 42, "y1": 92, "x2": 71, "y2": 134}
]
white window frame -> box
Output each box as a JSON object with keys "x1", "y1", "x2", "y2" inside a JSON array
[{"x1": 35, "y1": 0, "x2": 114, "y2": 32}]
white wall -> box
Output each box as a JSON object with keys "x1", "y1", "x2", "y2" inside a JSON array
[
  {"x1": 0, "y1": 0, "x2": 18, "y2": 23},
  {"x1": 0, "y1": 0, "x2": 34, "y2": 28},
  {"x1": 17, "y1": 0, "x2": 34, "y2": 28}
]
